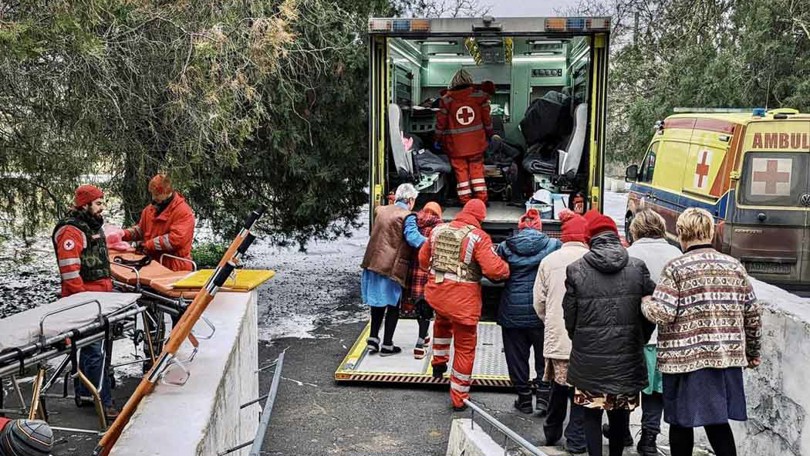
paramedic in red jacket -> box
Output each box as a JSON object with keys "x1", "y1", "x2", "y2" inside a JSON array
[
  {"x1": 122, "y1": 174, "x2": 195, "y2": 271},
  {"x1": 52, "y1": 184, "x2": 118, "y2": 419},
  {"x1": 435, "y1": 69, "x2": 494, "y2": 204},
  {"x1": 419, "y1": 199, "x2": 510, "y2": 410}
]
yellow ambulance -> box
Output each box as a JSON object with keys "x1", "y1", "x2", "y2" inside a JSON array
[{"x1": 625, "y1": 108, "x2": 810, "y2": 287}]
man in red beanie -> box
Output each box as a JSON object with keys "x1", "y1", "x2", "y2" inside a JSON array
[
  {"x1": 122, "y1": 174, "x2": 195, "y2": 271},
  {"x1": 53, "y1": 184, "x2": 112, "y2": 297},
  {"x1": 533, "y1": 209, "x2": 590, "y2": 452},
  {"x1": 419, "y1": 199, "x2": 510, "y2": 411},
  {"x1": 52, "y1": 184, "x2": 118, "y2": 419}
]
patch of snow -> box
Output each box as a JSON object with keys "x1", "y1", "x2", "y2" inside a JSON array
[
  {"x1": 750, "y1": 278, "x2": 810, "y2": 322},
  {"x1": 247, "y1": 207, "x2": 370, "y2": 341},
  {"x1": 603, "y1": 191, "x2": 629, "y2": 235}
]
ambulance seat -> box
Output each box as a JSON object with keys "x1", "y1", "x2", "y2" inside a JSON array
[{"x1": 561, "y1": 103, "x2": 588, "y2": 177}]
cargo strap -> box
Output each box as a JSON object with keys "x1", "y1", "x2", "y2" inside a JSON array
[{"x1": 113, "y1": 255, "x2": 152, "y2": 271}]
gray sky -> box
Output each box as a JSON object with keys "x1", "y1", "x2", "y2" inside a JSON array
[{"x1": 486, "y1": 0, "x2": 582, "y2": 17}]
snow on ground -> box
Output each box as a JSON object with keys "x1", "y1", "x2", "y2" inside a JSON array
[
  {"x1": 246, "y1": 207, "x2": 371, "y2": 341},
  {"x1": 603, "y1": 189, "x2": 629, "y2": 235}
]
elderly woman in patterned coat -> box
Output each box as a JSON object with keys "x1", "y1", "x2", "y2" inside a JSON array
[
  {"x1": 642, "y1": 208, "x2": 762, "y2": 456},
  {"x1": 403, "y1": 202, "x2": 444, "y2": 359}
]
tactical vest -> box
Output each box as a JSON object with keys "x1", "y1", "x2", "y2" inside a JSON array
[
  {"x1": 53, "y1": 212, "x2": 111, "y2": 283},
  {"x1": 430, "y1": 225, "x2": 482, "y2": 283}
]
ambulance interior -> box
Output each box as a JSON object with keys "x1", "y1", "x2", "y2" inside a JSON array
[{"x1": 386, "y1": 35, "x2": 594, "y2": 230}]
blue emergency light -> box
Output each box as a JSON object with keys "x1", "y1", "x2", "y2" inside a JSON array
[{"x1": 752, "y1": 108, "x2": 766, "y2": 117}]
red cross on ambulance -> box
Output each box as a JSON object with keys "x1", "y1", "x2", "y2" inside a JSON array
[
  {"x1": 693, "y1": 150, "x2": 712, "y2": 190},
  {"x1": 751, "y1": 158, "x2": 792, "y2": 196},
  {"x1": 456, "y1": 106, "x2": 476, "y2": 126}
]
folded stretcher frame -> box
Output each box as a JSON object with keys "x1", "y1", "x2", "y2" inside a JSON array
[{"x1": 0, "y1": 293, "x2": 145, "y2": 433}]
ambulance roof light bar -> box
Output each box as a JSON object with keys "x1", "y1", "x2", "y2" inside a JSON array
[{"x1": 369, "y1": 17, "x2": 612, "y2": 35}]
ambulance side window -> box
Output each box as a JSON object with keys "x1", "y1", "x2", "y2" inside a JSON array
[{"x1": 639, "y1": 143, "x2": 659, "y2": 184}]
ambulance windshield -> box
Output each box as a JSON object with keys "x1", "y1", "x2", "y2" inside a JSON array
[{"x1": 740, "y1": 152, "x2": 809, "y2": 207}]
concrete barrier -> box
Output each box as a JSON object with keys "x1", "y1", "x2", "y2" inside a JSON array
[
  {"x1": 733, "y1": 279, "x2": 810, "y2": 456},
  {"x1": 446, "y1": 419, "x2": 509, "y2": 456},
  {"x1": 112, "y1": 291, "x2": 259, "y2": 456}
]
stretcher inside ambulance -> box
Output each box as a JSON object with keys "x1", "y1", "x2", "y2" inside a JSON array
[
  {"x1": 368, "y1": 16, "x2": 611, "y2": 242},
  {"x1": 335, "y1": 17, "x2": 612, "y2": 387}
]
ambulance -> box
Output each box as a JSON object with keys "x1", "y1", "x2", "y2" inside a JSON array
[
  {"x1": 366, "y1": 16, "x2": 611, "y2": 241},
  {"x1": 625, "y1": 108, "x2": 810, "y2": 287},
  {"x1": 335, "y1": 16, "x2": 613, "y2": 386}
]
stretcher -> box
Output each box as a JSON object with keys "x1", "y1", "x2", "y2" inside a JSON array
[
  {"x1": 335, "y1": 320, "x2": 529, "y2": 388},
  {"x1": 0, "y1": 292, "x2": 145, "y2": 433},
  {"x1": 107, "y1": 249, "x2": 275, "y2": 382}
]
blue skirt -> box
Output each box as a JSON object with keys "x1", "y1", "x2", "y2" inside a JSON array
[
  {"x1": 662, "y1": 368, "x2": 747, "y2": 427},
  {"x1": 360, "y1": 269, "x2": 402, "y2": 308}
]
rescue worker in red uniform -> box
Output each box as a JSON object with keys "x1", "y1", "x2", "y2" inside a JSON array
[
  {"x1": 122, "y1": 174, "x2": 195, "y2": 271},
  {"x1": 52, "y1": 184, "x2": 118, "y2": 418},
  {"x1": 435, "y1": 69, "x2": 494, "y2": 204},
  {"x1": 419, "y1": 199, "x2": 510, "y2": 410}
]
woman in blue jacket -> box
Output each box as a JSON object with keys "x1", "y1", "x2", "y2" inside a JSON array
[{"x1": 497, "y1": 209, "x2": 561, "y2": 414}]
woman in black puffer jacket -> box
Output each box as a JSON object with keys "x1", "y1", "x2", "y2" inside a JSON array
[{"x1": 563, "y1": 210, "x2": 656, "y2": 456}]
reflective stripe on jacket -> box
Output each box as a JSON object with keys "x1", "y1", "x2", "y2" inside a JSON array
[{"x1": 123, "y1": 192, "x2": 195, "y2": 271}]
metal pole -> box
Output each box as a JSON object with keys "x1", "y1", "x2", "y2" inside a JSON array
[
  {"x1": 249, "y1": 351, "x2": 285, "y2": 456},
  {"x1": 463, "y1": 399, "x2": 549, "y2": 456}
]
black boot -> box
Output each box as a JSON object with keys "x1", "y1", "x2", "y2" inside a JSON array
[
  {"x1": 601, "y1": 424, "x2": 633, "y2": 447},
  {"x1": 432, "y1": 363, "x2": 448, "y2": 379},
  {"x1": 636, "y1": 430, "x2": 657, "y2": 456},
  {"x1": 534, "y1": 381, "x2": 551, "y2": 416},
  {"x1": 513, "y1": 393, "x2": 533, "y2": 414}
]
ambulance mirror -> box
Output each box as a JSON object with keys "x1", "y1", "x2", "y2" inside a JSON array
[{"x1": 625, "y1": 165, "x2": 639, "y2": 182}]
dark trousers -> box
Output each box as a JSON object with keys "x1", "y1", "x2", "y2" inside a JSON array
[
  {"x1": 74, "y1": 341, "x2": 113, "y2": 407},
  {"x1": 501, "y1": 327, "x2": 544, "y2": 395},
  {"x1": 642, "y1": 392, "x2": 664, "y2": 434},
  {"x1": 670, "y1": 423, "x2": 737, "y2": 456},
  {"x1": 544, "y1": 382, "x2": 586, "y2": 451},
  {"x1": 584, "y1": 407, "x2": 630, "y2": 456}
]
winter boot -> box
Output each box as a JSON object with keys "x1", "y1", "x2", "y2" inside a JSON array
[
  {"x1": 366, "y1": 337, "x2": 380, "y2": 353},
  {"x1": 414, "y1": 337, "x2": 430, "y2": 359},
  {"x1": 513, "y1": 393, "x2": 533, "y2": 414},
  {"x1": 432, "y1": 363, "x2": 448, "y2": 379},
  {"x1": 379, "y1": 344, "x2": 402, "y2": 357},
  {"x1": 601, "y1": 424, "x2": 633, "y2": 447},
  {"x1": 636, "y1": 429, "x2": 658, "y2": 456},
  {"x1": 534, "y1": 381, "x2": 551, "y2": 416}
]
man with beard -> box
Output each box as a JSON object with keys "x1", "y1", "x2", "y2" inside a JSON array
[{"x1": 52, "y1": 184, "x2": 118, "y2": 419}]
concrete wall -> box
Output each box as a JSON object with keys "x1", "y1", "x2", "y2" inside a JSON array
[
  {"x1": 112, "y1": 291, "x2": 259, "y2": 456},
  {"x1": 733, "y1": 279, "x2": 810, "y2": 456},
  {"x1": 446, "y1": 419, "x2": 508, "y2": 456}
]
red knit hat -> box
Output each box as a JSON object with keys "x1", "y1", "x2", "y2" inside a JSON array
[
  {"x1": 461, "y1": 199, "x2": 487, "y2": 223},
  {"x1": 584, "y1": 209, "x2": 618, "y2": 237},
  {"x1": 148, "y1": 174, "x2": 173, "y2": 199},
  {"x1": 74, "y1": 184, "x2": 104, "y2": 208},
  {"x1": 518, "y1": 209, "x2": 543, "y2": 231},
  {"x1": 559, "y1": 209, "x2": 589, "y2": 243}
]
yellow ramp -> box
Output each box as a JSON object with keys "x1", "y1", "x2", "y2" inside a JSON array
[{"x1": 335, "y1": 320, "x2": 522, "y2": 388}]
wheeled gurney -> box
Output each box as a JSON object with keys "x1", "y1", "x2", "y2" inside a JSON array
[{"x1": 0, "y1": 292, "x2": 144, "y2": 432}]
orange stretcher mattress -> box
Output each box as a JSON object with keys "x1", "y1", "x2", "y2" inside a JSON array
[{"x1": 109, "y1": 251, "x2": 199, "y2": 299}]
